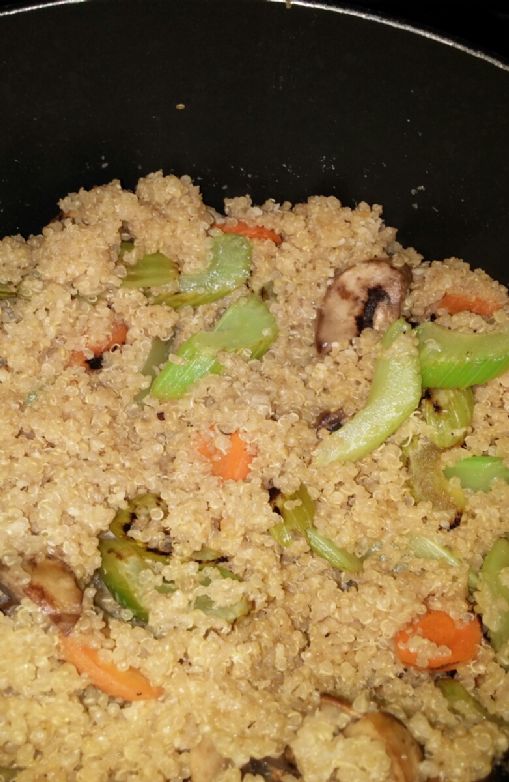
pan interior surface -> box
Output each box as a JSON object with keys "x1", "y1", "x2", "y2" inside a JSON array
[{"x1": 0, "y1": 0, "x2": 508, "y2": 280}]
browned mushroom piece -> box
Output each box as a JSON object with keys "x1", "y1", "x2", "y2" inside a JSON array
[
  {"x1": 0, "y1": 556, "x2": 83, "y2": 633},
  {"x1": 241, "y1": 748, "x2": 300, "y2": 781},
  {"x1": 320, "y1": 695, "x2": 422, "y2": 782},
  {"x1": 344, "y1": 713, "x2": 422, "y2": 782},
  {"x1": 315, "y1": 260, "x2": 411, "y2": 353}
]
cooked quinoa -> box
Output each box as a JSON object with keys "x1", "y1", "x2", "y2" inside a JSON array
[{"x1": 0, "y1": 171, "x2": 508, "y2": 782}]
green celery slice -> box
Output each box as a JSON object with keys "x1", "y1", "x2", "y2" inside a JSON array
[
  {"x1": 269, "y1": 485, "x2": 315, "y2": 545},
  {"x1": 274, "y1": 485, "x2": 315, "y2": 535},
  {"x1": 270, "y1": 521, "x2": 294, "y2": 547},
  {"x1": 152, "y1": 234, "x2": 251, "y2": 308},
  {"x1": 437, "y1": 679, "x2": 487, "y2": 721},
  {"x1": 444, "y1": 455, "x2": 509, "y2": 492},
  {"x1": 478, "y1": 538, "x2": 509, "y2": 652},
  {"x1": 98, "y1": 539, "x2": 154, "y2": 623},
  {"x1": 305, "y1": 528, "x2": 363, "y2": 573},
  {"x1": 0, "y1": 283, "x2": 17, "y2": 299},
  {"x1": 135, "y1": 337, "x2": 172, "y2": 402},
  {"x1": 314, "y1": 319, "x2": 421, "y2": 465},
  {"x1": 423, "y1": 387, "x2": 474, "y2": 449},
  {"x1": 122, "y1": 251, "x2": 178, "y2": 289},
  {"x1": 150, "y1": 295, "x2": 278, "y2": 400},
  {"x1": 193, "y1": 594, "x2": 250, "y2": 623},
  {"x1": 109, "y1": 493, "x2": 169, "y2": 561},
  {"x1": 408, "y1": 535, "x2": 462, "y2": 567},
  {"x1": 417, "y1": 322, "x2": 509, "y2": 389}
]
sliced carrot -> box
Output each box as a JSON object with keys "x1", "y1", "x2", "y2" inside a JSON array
[
  {"x1": 69, "y1": 320, "x2": 128, "y2": 368},
  {"x1": 214, "y1": 220, "x2": 282, "y2": 245},
  {"x1": 395, "y1": 610, "x2": 481, "y2": 670},
  {"x1": 438, "y1": 293, "x2": 502, "y2": 317},
  {"x1": 198, "y1": 431, "x2": 254, "y2": 481},
  {"x1": 59, "y1": 634, "x2": 163, "y2": 701}
]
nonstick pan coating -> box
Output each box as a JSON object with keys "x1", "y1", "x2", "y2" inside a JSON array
[{"x1": 1, "y1": 1, "x2": 509, "y2": 779}]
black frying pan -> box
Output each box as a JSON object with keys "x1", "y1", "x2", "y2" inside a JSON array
[{"x1": 1, "y1": 1, "x2": 508, "y2": 779}]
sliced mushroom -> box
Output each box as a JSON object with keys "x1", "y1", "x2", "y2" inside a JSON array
[
  {"x1": 344, "y1": 712, "x2": 422, "y2": 782},
  {"x1": 0, "y1": 556, "x2": 82, "y2": 633},
  {"x1": 320, "y1": 695, "x2": 421, "y2": 782},
  {"x1": 315, "y1": 260, "x2": 411, "y2": 353},
  {"x1": 241, "y1": 748, "x2": 300, "y2": 781}
]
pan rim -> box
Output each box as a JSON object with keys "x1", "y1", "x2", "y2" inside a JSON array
[{"x1": 1, "y1": 0, "x2": 508, "y2": 73}]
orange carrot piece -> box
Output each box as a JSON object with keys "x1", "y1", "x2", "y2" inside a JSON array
[
  {"x1": 438, "y1": 293, "x2": 502, "y2": 317},
  {"x1": 59, "y1": 635, "x2": 163, "y2": 701},
  {"x1": 88, "y1": 320, "x2": 129, "y2": 355},
  {"x1": 69, "y1": 321, "x2": 128, "y2": 368},
  {"x1": 214, "y1": 220, "x2": 282, "y2": 245},
  {"x1": 198, "y1": 431, "x2": 254, "y2": 481},
  {"x1": 395, "y1": 610, "x2": 481, "y2": 670}
]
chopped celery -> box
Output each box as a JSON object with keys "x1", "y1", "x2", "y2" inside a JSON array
[
  {"x1": 423, "y1": 388, "x2": 474, "y2": 449},
  {"x1": 122, "y1": 251, "x2": 178, "y2": 289},
  {"x1": 193, "y1": 594, "x2": 250, "y2": 623},
  {"x1": 0, "y1": 768, "x2": 18, "y2": 782},
  {"x1": 135, "y1": 337, "x2": 172, "y2": 402},
  {"x1": 408, "y1": 535, "x2": 462, "y2": 567},
  {"x1": 152, "y1": 234, "x2": 252, "y2": 308},
  {"x1": 0, "y1": 284, "x2": 17, "y2": 299},
  {"x1": 192, "y1": 546, "x2": 223, "y2": 562},
  {"x1": 270, "y1": 521, "x2": 294, "y2": 547},
  {"x1": 119, "y1": 240, "x2": 135, "y2": 257},
  {"x1": 273, "y1": 485, "x2": 315, "y2": 535},
  {"x1": 305, "y1": 528, "x2": 363, "y2": 573},
  {"x1": 478, "y1": 538, "x2": 509, "y2": 652},
  {"x1": 437, "y1": 679, "x2": 487, "y2": 721},
  {"x1": 98, "y1": 539, "x2": 154, "y2": 623},
  {"x1": 444, "y1": 456, "x2": 509, "y2": 492},
  {"x1": 269, "y1": 485, "x2": 315, "y2": 546},
  {"x1": 417, "y1": 322, "x2": 509, "y2": 389},
  {"x1": 109, "y1": 493, "x2": 170, "y2": 561},
  {"x1": 314, "y1": 319, "x2": 421, "y2": 465},
  {"x1": 405, "y1": 437, "x2": 464, "y2": 518},
  {"x1": 150, "y1": 295, "x2": 278, "y2": 400}
]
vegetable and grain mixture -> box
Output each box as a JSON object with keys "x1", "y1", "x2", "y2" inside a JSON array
[{"x1": 0, "y1": 171, "x2": 508, "y2": 782}]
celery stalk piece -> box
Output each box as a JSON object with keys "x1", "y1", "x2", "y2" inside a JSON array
[
  {"x1": 0, "y1": 767, "x2": 19, "y2": 782},
  {"x1": 444, "y1": 455, "x2": 509, "y2": 492},
  {"x1": 150, "y1": 295, "x2": 278, "y2": 400},
  {"x1": 408, "y1": 535, "x2": 462, "y2": 567},
  {"x1": 135, "y1": 337, "x2": 172, "y2": 402},
  {"x1": 193, "y1": 594, "x2": 250, "y2": 623},
  {"x1": 269, "y1": 485, "x2": 315, "y2": 546},
  {"x1": 314, "y1": 319, "x2": 421, "y2": 465},
  {"x1": 423, "y1": 387, "x2": 474, "y2": 449},
  {"x1": 478, "y1": 538, "x2": 509, "y2": 652},
  {"x1": 405, "y1": 437, "x2": 464, "y2": 517},
  {"x1": 98, "y1": 539, "x2": 153, "y2": 623},
  {"x1": 152, "y1": 234, "x2": 251, "y2": 308},
  {"x1": 417, "y1": 322, "x2": 509, "y2": 389},
  {"x1": 0, "y1": 283, "x2": 17, "y2": 299},
  {"x1": 270, "y1": 521, "x2": 294, "y2": 547},
  {"x1": 275, "y1": 485, "x2": 315, "y2": 534},
  {"x1": 122, "y1": 252, "x2": 179, "y2": 289},
  {"x1": 305, "y1": 528, "x2": 363, "y2": 573},
  {"x1": 437, "y1": 679, "x2": 487, "y2": 721}
]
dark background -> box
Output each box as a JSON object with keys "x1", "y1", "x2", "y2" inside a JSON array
[
  {"x1": 0, "y1": 0, "x2": 508, "y2": 62},
  {"x1": 320, "y1": 1, "x2": 509, "y2": 63}
]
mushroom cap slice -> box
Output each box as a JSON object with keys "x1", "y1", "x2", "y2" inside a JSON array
[
  {"x1": 315, "y1": 260, "x2": 411, "y2": 353},
  {"x1": 0, "y1": 557, "x2": 82, "y2": 633},
  {"x1": 344, "y1": 711, "x2": 422, "y2": 782}
]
